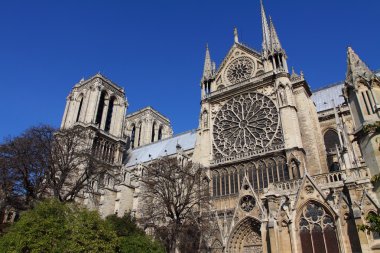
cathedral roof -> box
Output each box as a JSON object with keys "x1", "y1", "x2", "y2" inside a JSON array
[
  {"x1": 311, "y1": 70, "x2": 380, "y2": 112},
  {"x1": 124, "y1": 129, "x2": 197, "y2": 167}
]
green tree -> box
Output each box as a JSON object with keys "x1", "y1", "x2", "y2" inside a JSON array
[
  {"x1": 358, "y1": 174, "x2": 380, "y2": 233},
  {"x1": 0, "y1": 199, "x2": 118, "y2": 253},
  {"x1": 106, "y1": 213, "x2": 165, "y2": 253}
]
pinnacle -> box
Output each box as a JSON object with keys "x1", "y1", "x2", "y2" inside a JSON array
[{"x1": 346, "y1": 47, "x2": 374, "y2": 86}]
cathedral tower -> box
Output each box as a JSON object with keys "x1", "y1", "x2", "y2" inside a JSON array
[
  {"x1": 344, "y1": 47, "x2": 380, "y2": 180},
  {"x1": 61, "y1": 73, "x2": 128, "y2": 165}
]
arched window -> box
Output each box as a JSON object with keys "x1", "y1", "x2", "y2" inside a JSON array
[
  {"x1": 278, "y1": 157, "x2": 290, "y2": 181},
  {"x1": 212, "y1": 172, "x2": 220, "y2": 197},
  {"x1": 268, "y1": 159, "x2": 277, "y2": 183},
  {"x1": 259, "y1": 161, "x2": 268, "y2": 189},
  {"x1": 229, "y1": 169, "x2": 239, "y2": 194},
  {"x1": 137, "y1": 123, "x2": 142, "y2": 147},
  {"x1": 76, "y1": 96, "x2": 84, "y2": 122},
  {"x1": 324, "y1": 129, "x2": 340, "y2": 154},
  {"x1": 219, "y1": 170, "x2": 229, "y2": 196},
  {"x1": 95, "y1": 91, "x2": 106, "y2": 126},
  {"x1": 239, "y1": 167, "x2": 245, "y2": 190},
  {"x1": 202, "y1": 110, "x2": 209, "y2": 128},
  {"x1": 257, "y1": 161, "x2": 265, "y2": 189},
  {"x1": 130, "y1": 125, "x2": 136, "y2": 149},
  {"x1": 105, "y1": 96, "x2": 115, "y2": 132},
  {"x1": 151, "y1": 122, "x2": 156, "y2": 143},
  {"x1": 229, "y1": 170, "x2": 235, "y2": 194},
  {"x1": 158, "y1": 126, "x2": 163, "y2": 141},
  {"x1": 299, "y1": 202, "x2": 339, "y2": 253}
]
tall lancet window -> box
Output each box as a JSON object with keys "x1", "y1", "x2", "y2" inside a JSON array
[
  {"x1": 158, "y1": 126, "x2": 163, "y2": 141},
  {"x1": 299, "y1": 202, "x2": 339, "y2": 253},
  {"x1": 130, "y1": 125, "x2": 136, "y2": 149},
  {"x1": 76, "y1": 96, "x2": 84, "y2": 122},
  {"x1": 95, "y1": 91, "x2": 106, "y2": 126},
  {"x1": 151, "y1": 122, "x2": 156, "y2": 143},
  {"x1": 105, "y1": 96, "x2": 115, "y2": 132},
  {"x1": 137, "y1": 123, "x2": 142, "y2": 147}
]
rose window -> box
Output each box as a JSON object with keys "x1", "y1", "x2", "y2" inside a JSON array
[
  {"x1": 226, "y1": 57, "x2": 254, "y2": 84},
  {"x1": 240, "y1": 195, "x2": 256, "y2": 212},
  {"x1": 213, "y1": 92, "x2": 283, "y2": 158}
]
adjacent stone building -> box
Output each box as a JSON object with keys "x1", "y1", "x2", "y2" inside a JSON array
[{"x1": 59, "y1": 1, "x2": 380, "y2": 252}]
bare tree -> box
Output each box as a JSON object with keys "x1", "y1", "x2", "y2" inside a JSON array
[
  {"x1": 47, "y1": 126, "x2": 116, "y2": 202},
  {"x1": 0, "y1": 125, "x2": 54, "y2": 209},
  {"x1": 0, "y1": 125, "x2": 117, "y2": 208},
  {"x1": 139, "y1": 157, "x2": 211, "y2": 253}
]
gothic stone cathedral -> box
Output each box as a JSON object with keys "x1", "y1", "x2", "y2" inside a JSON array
[{"x1": 59, "y1": 1, "x2": 380, "y2": 253}]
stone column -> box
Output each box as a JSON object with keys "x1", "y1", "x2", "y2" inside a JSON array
[
  {"x1": 353, "y1": 208, "x2": 370, "y2": 253},
  {"x1": 134, "y1": 125, "x2": 141, "y2": 148},
  {"x1": 92, "y1": 87, "x2": 102, "y2": 124},
  {"x1": 61, "y1": 96, "x2": 71, "y2": 128},
  {"x1": 346, "y1": 183, "x2": 370, "y2": 252},
  {"x1": 100, "y1": 99, "x2": 109, "y2": 130}
]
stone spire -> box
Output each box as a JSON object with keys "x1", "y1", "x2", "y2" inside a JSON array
[
  {"x1": 269, "y1": 17, "x2": 283, "y2": 53},
  {"x1": 202, "y1": 44, "x2": 214, "y2": 82},
  {"x1": 260, "y1": 0, "x2": 271, "y2": 55},
  {"x1": 346, "y1": 47, "x2": 374, "y2": 87},
  {"x1": 234, "y1": 27, "x2": 239, "y2": 43}
]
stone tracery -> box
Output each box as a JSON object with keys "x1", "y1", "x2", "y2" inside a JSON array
[
  {"x1": 213, "y1": 92, "x2": 283, "y2": 159},
  {"x1": 226, "y1": 57, "x2": 255, "y2": 84}
]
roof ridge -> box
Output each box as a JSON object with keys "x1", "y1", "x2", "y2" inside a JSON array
[
  {"x1": 131, "y1": 129, "x2": 197, "y2": 150},
  {"x1": 313, "y1": 68, "x2": 379, "y2": 93}
]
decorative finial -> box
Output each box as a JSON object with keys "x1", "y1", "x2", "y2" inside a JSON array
[
  {"x1": 292, "y1": 67, "x2": 295, "y2": 75},
  {"x1": 234, "y1": 27, "x2": 239, "y2": 43}
]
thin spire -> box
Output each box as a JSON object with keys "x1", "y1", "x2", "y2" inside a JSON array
[
  {"x1": 269, "y1": 17, "x2": 282, "y2": 52},
  {"x1": 234, "y1": 27, "x2": 239, "y2": 43},
  {"x1": 202, "y1": 44, "x2": 213, "y2": 81},
  {"x1": 260, "y1": 0, "x2": 271, "y2": 54},
  {"x1": 346, "y1": 47, "x2": 374, "y2": 86}
]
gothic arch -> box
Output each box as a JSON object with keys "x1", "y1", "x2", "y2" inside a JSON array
[
  {"x1": 157, "y1": 125, "x2": 163, "y2": 140},
  {"x1": 151, "y1": 121, "x2": 156, "y2": 143},
  {"x1": 76, "y1": 93, "x2": 84, "y2": 122},
  {"x1": 210, "y1": 239, "x2": 223, "y2": 253},
  {"x1": 105, "y1": 96, "x2": 116, "y2": 132},
  {"x1": 95, "y1": 90, "x2": 108, "y2": 126},
  {"x1": 227, "y1": 217, "x2": 262, "y2": 253},
  {"x1": 296, "y1": 200, "x2": 340, "y2": 253},
  {"x1": 323, "y1": 128, "x2": 340, "y2": 153},
  {"x1": 212, "y1": 170, "x2": 221, "y2": 197},
  {"x1": 137, "y1": 121, "x2": 143, "y2": 147},
  {"x1": 202, "y1": 110, "x2": 209, "y2": 128}
]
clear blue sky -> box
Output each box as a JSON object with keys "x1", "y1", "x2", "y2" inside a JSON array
[{"x1": 0, "y1": 0, "x2": 379, "y2": 139}]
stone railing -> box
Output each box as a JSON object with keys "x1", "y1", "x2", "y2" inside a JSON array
[
  {"x1": 273, "y1": 179, "x2": 303, "y2": 192},
  {"x1": 273, "y1": 167, "x2": 370, "y2": 193},
  {"x1": 313, "y1": 167, "x2": 370, "y2": 186}
]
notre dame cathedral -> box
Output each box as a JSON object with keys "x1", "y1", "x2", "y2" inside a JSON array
[{"x1": 58, "y1": 1, "x2": 380, "y2": 252}]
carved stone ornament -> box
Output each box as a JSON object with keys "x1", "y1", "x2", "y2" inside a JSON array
[
  {"x1": 226, "y1": 57, "x2": 255, "y2": 84},
  {"x1": 305, "y1": 185, "x2": 314, "y2": 195},
  {"x1": 213, "y1": 92, "x2": 283, "y2": 158},
  {"x1": 240, "y1": 195, "x2": 256, "y2": 212}
]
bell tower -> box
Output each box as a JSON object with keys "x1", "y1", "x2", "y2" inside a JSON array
[{"x1": 61, "y1": 73, "x2": 128, "y2": 165}]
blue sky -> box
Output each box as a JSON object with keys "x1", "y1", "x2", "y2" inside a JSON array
[{"x1": 0, "y1": 0, "x2": 379, "y2": 139}]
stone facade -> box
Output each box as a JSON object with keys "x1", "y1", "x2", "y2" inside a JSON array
[{"x1": 58, "y1": 2, "x2": 380, "y2": 253}]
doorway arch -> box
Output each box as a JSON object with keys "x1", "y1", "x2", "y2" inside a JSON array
[{"x1": 227, "y1": 217, "x2": 262, "y2": 253}]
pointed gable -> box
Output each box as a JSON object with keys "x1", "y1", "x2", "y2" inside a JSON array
[
  {"x1": 293, "y1": 173, "x2": 339, "y2": 217},
  {"x1": 213, "y1": 43, "x2": 264, "y2": 89}
]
